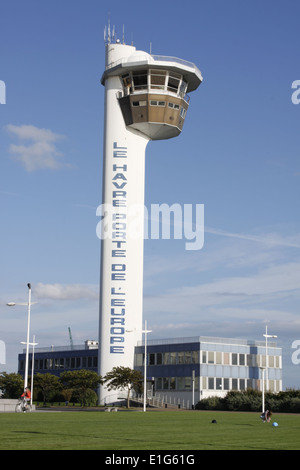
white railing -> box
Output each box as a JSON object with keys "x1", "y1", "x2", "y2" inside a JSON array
[{"x1": 133, "y1": 393, "x2": 190, "y2": 409}]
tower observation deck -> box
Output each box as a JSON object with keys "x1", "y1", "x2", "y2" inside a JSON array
[
  {"x1": 101, "y1": 48, "x2": 202, "y2": 140},
  {"x1": 98, "y1": 37, "x2": 202, "y2": 405}
]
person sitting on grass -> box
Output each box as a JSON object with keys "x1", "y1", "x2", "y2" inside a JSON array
[{"x1": 260, "y1": 409, "x2": 272, "y2": 423}]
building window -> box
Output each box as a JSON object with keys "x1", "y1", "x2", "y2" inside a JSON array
[
  {"x1": 179, "y1": 80, "x2": 187, "y2": 97},
  {"x1": 163, "y1": 378, "x2": 169, "y2": 390},
  {"x1": 232, "y1": 353, "x2": 238, "y2": 365},
  {"x1": 208, "y1": 352, "x2": 214, "y2": 364},
  {"x1": 177, "y1": 377, "x2": 184, "y2": 389},
  {"x1": 216, "y1": 352, "x2": 222, "y2": 364},
  {"x1": 150, "y1": 100, "x2": 166, "y2": 107},
  {"x1": 170, "y1": 377, "x2": 176, "y2": 390},
  {"x1": 132, "y1": 70, "x2": 148, "y2": 91},
  {"x1": 121, "y1": 74, "x2": 132, "y2": 94},
  {"x1": 180, "y1": 107, "x2": 187, "y2": 119},
  {"x1": 135, "y1": 353, "x2": 143, "y2": 367},
  {"x1": 185, "y1": 352, "x2": 192, "y2": 364},
  {"x1": 216, "y1": 378, "x2": 222, "y2": 390},
  {"x1": 167, "y1": 72, "x2": 181, "y2": 93},
  {"x1": 149, "y1": 353, "x2": 155, "y2": 365},
  {"x1": 156, "y1": 378, "x2": 162, "y2": 390},
  {"x1": 185, "y1": 377, "x2": 192, "y2": 390},
  {"x1": 150, "y1": 70, "x2": 166, "y2": 90},
  {"x1": 169, "y1": 352, "x2": 176, "y2": 364},
  {"x1": 157, "y1": 353, "x2": 162, "y2": 365},
  {"x1": 232, "y1": 378, "x2": 238, "y2": 390},
  {"x1": 168, "y1": 102, "x2": 180, "y2": 110},
  {"x1": 178, "y1": 351, "x2": 184, "y2": 364},
  {"x1": 132, "y1": 100, "x2": 147, "y2": 107},
  {"x1": 222, "y1": 352, "x2": 229, "y2": 364},
  {"x1": 192, "y1": 351, "x2": 199, "y2": 363},
  {"x1": 163, "y1": 353, "x2": 170, "y2": 365},
  {"x1": 208, "y1": 377, "x2": 214, "y2": 390}
]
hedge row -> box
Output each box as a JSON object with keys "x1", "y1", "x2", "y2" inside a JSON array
[{"x1": 195, "y1": 389, "x2": 300, "y2": 413}]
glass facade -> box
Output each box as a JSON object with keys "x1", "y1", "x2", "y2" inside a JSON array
[
  {"x1": 18, "y1": 336, "x2": 282, "y2": 397},
  {"x1": 18, "y1": 345, "x2": 98, "y2": 378},
  {"x1": 134, "y1": 337, "x2": 282, "y2": 395}
]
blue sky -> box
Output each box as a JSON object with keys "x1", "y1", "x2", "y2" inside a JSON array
[{"x1": 1, "y1": 0, "x2": 300, "y2": 389}]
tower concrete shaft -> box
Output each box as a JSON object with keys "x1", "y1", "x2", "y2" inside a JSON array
[{"x1": 98, "y1": 40, "x2": 202, "y2": 404}]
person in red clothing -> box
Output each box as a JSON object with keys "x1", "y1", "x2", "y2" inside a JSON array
[{"x1": 21, "y1": 387, "x2": 31, "y2": 402}]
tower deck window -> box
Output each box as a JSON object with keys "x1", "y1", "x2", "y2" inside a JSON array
[
  {"x1": 150, "y1": 100, "x2": 166, "y2": 107},
  {"x1": 132, "y1": 70, "x2": 148, "y2": 91},
  {"x1": 167, "y1": 72, "x2": 181, "y2": 93},
  {"x1": 150, "y1": 70, "x2": 167, "y2": 90}
]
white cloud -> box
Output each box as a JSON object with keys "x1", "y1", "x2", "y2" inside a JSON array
[
  {"x1": 5, "y1": 124, "x2": 69, "y2": 172},
  {"x1": 144, "y1": 260, "x2": 300, "y2": 315},
  {"x1": 34, "y1": 283, "x2": 98, "y2": 301},
  {"x1": 205, "y1": 226, "x2": 300, "y2": 249}
]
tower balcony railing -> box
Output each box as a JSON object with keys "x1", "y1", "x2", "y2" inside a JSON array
[
  {"x1": 106, "y1": 54, "x2": 197, "y2": 72},
  {"x1": 118, "y1": 86, "x2": 190, "y2": 103}
]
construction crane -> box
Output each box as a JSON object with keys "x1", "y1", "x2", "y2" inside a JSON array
[{"x1": 68, "y1": 327, "x2": 74, "y2": 350}]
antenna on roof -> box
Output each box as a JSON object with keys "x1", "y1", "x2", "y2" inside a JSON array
[
  {"x1": 104, "y1": 18, "x2": 119, "y2": 45},
  {"x1": 122, "y1": 24, "x2": 125, "y2": 44}
]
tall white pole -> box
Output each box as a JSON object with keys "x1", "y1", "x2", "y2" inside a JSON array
[
  {"x1": 192, "y1": 370, "x2": 195, "y2": 410},
  {"x1": 24, "y1": 283, "x2": 31, "y2": 391},
  {"x1": 143, "y1": 320, "x2": 147, "y2": 412},
  {"x1": 263, "y1": 325, "x2": 277, "y2": 392},
  {"x1": 261, "y1": 367, "x2": 265, "y2": 414},
  {"x1": 30, "y1": 335, "x2": 37, "y2": 406}
]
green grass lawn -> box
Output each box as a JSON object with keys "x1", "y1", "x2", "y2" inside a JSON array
[{"x1": 0, "y1": 409, "x2": 299, "y2": 450}]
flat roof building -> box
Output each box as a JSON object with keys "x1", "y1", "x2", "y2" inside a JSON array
[
  {"x1": 134, "y1": 336, "x2": 282, "y2": 406},
  {"x1": 18, "y1": 335, "x2": 282, "y2": 407}
]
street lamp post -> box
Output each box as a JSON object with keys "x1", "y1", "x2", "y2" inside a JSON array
[
  {"x1": 192, "y1": 370, "x2": 195, "y2": 410},
  {"x1": 21, "y1": 335, "x2": 38, "y2": 406},
  {"x1": 7, "y1": 283, "x2": 36, "y2": 393},
  {"x1": 263, "y1": 325, "x2": 277, "y2": 391},
  {"x1": 142, "y1": 320, "x2": 152, "y2": 412},
  {"x1": 126, "y1": 320, "x2": 152, "y2": 412},
  {"x1": 260, "y1": 367, "x2": 265, "y2": 414}
]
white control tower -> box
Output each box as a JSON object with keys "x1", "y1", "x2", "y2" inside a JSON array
[{"x1": 98, "y1": 33, "x2": 202, "y2": 404}]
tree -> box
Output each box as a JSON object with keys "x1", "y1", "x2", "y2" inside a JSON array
[
  {"x1": 103, "y1": 366, "x2": 143, "y2": 408},
  {"x1": 59, "y1": 369, "x2": 102, "y2": 406},
  {"x1": 0, "y1": 372, "x2": 23, "y2": 398},
  {"x1": 34, "y1": 373, "x2": 62, "y2": 404}
]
